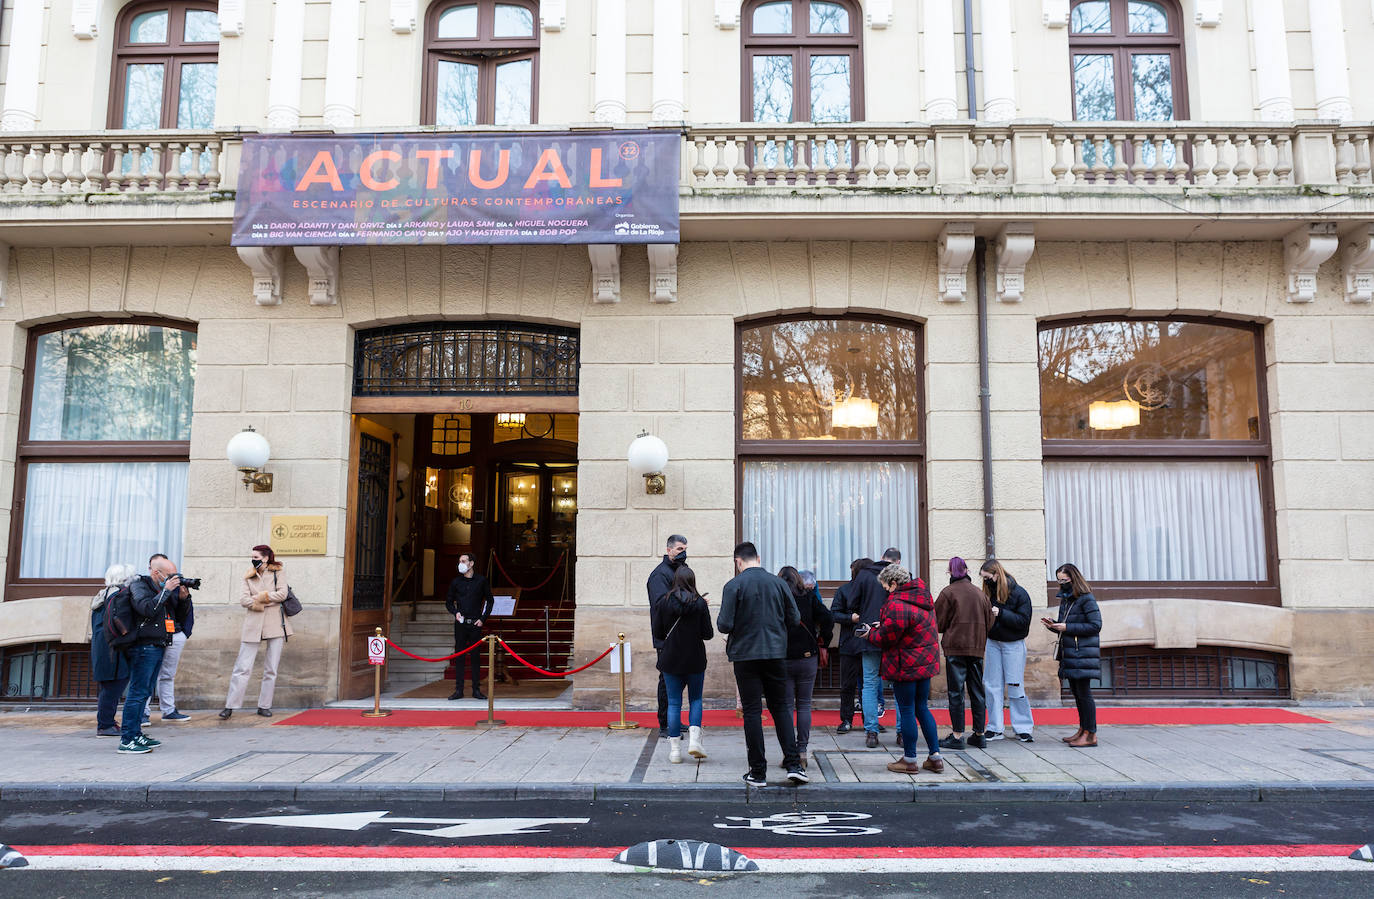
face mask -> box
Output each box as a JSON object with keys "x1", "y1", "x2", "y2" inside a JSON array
[
  {"x1": 458, "y1": 562, "x2": 471, "y2": 574},
  {"x1": 671, "y1": 551, "x2": 687, "y2": 566},
  {"x1": 252, "y1": 558, "x2": 263, "y2": 569}
]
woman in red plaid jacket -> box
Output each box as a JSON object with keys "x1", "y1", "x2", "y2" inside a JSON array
[{"x1": 862, "y1": 563, "x2": 946, "y2": 775}]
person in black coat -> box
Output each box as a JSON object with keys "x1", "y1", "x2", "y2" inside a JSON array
[
  {"x1": 979, "y1": 559, "x2": 1035, "y2": 742},
  {"x1": 90, "y1": 563, "x2": 136, "y2": 737},
  {"x1": 445, "y1": 553, "x2": 494, "y2": 700},
  {"x1": 828, "y1": 558, "x2": 872, "y2": 734},
  {"x1": 842, "y1": 549, "x2": 901, "y2": 747},
  {"x1": 653, "y1": 565, "x2": 714, "y2": 764},
  {"x1": 646, "y1": 534, "x2": 688, "y2": 736},
  {"x1": 1044, "y1": 563, "x2": 1103, "y2": 748},
  {"x1": 778, "y1": 568, "x2": 834, "y2": 767}
]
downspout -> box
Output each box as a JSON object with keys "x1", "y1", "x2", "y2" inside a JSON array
[{"x1": 962, "y1": 0, "x2": 978, "y2": 117}]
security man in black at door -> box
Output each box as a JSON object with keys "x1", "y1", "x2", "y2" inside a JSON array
[{"x1": 447, "y1": 553, "x2": 494, "y2": 700}]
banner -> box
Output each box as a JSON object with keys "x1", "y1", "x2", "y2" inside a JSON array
[{"x1": 231, "y1": 130, "x2": 680, "y2": 246}]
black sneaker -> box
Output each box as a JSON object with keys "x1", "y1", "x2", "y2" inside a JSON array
[
  {"x1": 162, "y1": 711, "x2": 190, "y2": 722},
  {"x1": 1015, "y1": 732, "x2": 1034, "y2": 743},
  {"x1": 742, "y1": 771, "x2": 767, "y2": 788},
  {"x1": 835, "y1": 722, "x2": 852, "y2": 734},
  {"x1": 448, "y1": 690, "x2": 464, "y2": 700},
  {"x1": 984, "y1": 730, "x2": 1005, "y2": 742},
  {"x1": 786, "y1": 767, "x2": 809, "y2": 785},
  {"x1": 967, "y1": 733, "x2": 987, "y2": 749},
  {"x1": 939, "y1": 733, "x2": 966, "y2": 751},
  {"x1": 96, "y1": 726, "x2": 121, "y2": 737}
]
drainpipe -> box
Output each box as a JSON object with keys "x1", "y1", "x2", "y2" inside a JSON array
[
  {"x1": 962, "y1": 0, "x2": 978, "y2": 117},
  {"x1": 975, "y1": 237, "x2": 996, "y2": 560}
]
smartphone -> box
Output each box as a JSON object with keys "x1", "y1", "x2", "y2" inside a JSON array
[
  {"x1": 855, "y1": 624, "x2": 871, "y2": 637},
  {"x1": 1041, "y1": 617, "x2": 1055, "y2": 625}
]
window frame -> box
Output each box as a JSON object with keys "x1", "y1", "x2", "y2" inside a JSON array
[
  {"x1": 1038, "y1": 314, "x2": 1278, "y2": 607},
  {"x1": 735, "y1": 313, "x2": 927, "y2": 587},
  {"x1": 1068, "y1": 0, "x2": 1188, "y2": 122},
  {"x1": 108, "y1": 1, "x2": 220, "y2": 131},
  {"x1": 421, "y1": 0, "x2": 541, "y2": 127},
  {"x1": 5, "y1": 317, "x2": 196, "y2": 601},
  {"x1": 741, "y1": 0, "x2": 865, "y2": 125}
]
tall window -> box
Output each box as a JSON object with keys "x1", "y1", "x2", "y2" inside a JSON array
[
  {"x1": 7, "y1": 322, "x2": 196, "y2": 600},
  {"x1": 743, "y1": 0, "x2": 862, "y2": 125},
  {"x1": 1038, "y1": 318, "x2": 1277, "y2": 605},
  {"x1": 1069, "y1": 0, "x2": 1185, "y2": 122},
  {"x1": 738, "y1": 316, "x2": 923, "y2": 582},
  {"x1": 424, "y1": 0, "x2": 539, "y2": 127},
  {"x1": 110, "y1": 2, "x2": 219, "y2": 130}
]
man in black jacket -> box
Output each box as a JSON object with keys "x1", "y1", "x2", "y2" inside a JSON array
[
  {"x1": 846, "y1": 548, "x2": 901, "y2": 747},
  {"x1": 119, "y1": 557, "x2": 180, "y2": 753},
  {"x1": 148, "y1": 552, "x2": 194, "y2": 723},
  {"x1": 646, "y1": 534, "x2": 687, "y2": 736},
  {"x1": 446, "y1": 554, "x2": 495, "y2": 700},
  {"x1": 828, "y1": 558, "x2": 870, "y2": 734}
]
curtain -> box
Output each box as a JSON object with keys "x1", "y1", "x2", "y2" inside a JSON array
[
  {"x1": 20, "y1": 462, "x2": 189, "y2": 579},
  {"x1": 1043, "y1": 460, "x2": 1267, "y2": 582},
  {"x1": 742, "y1": 459, "x2": 919, "y2": 581}
]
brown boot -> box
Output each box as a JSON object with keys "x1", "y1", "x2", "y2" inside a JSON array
[
  {"x1": 886, "y1": 759, "x2": 921, "y2": 775},
  {"x1": 1067, "y1": 731, "x2": 1098, "y2": 748},
  {"x1": 922, "y1": 755, "x2": 945, "y2": 774},
  {"x1": 1061, "y1": 728, "x2": 1084, "y2": 744}
]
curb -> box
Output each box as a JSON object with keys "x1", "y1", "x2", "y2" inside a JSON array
[{"x1": 3, "y1": 780, "x2": 1371, "y2": 804}]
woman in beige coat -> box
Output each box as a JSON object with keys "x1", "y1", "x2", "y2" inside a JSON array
[{"x1": 218, "y1": 544, "x2": 292, "y2": 719}]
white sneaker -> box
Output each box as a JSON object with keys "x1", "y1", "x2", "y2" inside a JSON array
[
  {"x1": 669, "y1": 737, "x2": 683, "y2": 763},
  {"x1": 688, "y1": 725, "x2": 706, "y2": 759}
]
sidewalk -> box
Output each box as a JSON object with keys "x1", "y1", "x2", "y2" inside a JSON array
[{"x1": 2, "y1": 706, "x2": 1372, "y2": 804}]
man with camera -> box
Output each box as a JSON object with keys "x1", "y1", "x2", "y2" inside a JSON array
[
  {"x1": 119, "y1": 556, "x2": 188, "y2": 754},
  {"x1": 146, "y1": 553, "x2": 195, "y2": 723}
]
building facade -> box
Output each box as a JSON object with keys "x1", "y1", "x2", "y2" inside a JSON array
[{"x1": 0, "y1": 0, "x2": 1371, "y2": 710}]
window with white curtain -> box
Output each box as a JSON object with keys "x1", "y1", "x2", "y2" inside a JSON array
[
  {"x1": 1038, "y1": 317, "x2": 1275, "y2": 604},
  {"x1": 9, "y1": 322, "x2": 196, "y2": 597}
]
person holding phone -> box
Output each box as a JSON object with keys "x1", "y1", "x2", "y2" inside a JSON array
[{"x1": 1044, "y1": 563, "x2": 1102, "y2": 748}]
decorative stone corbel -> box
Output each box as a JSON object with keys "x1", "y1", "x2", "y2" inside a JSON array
[
  {"x1": 541, "y1": 0, "x2": 567, "y2": 30},
  {"x1": 0, "y1": 241, "x2": 10, "y2": 307},
  {"x1": 1283, "y1": 223, "x2": 1339, "y2": 304},
  {"x1": 715, "y1": 0, "x2": 741, "y2": 28},
  {"x1": 1340, "y1": 225, "x2": 1374, "y2": 304},
  {"x1": 293, "y1": 246, "x2": 341, "y2": 306},
  {"x1": 647, "y1": 244, "x2": 678, "y2": 303},
  {"x1": 1194, "y1": 0, "x2": 1222, "y2": 27},
  {"x1": 390, "y1": 0, "x2": 417, "y2": 33},
  {"x1": 589, "y1": 245, "x2": 621, "y2": 303},
  {"x1": 866, "y1": 0, "x2": 893, "y2": 28},
  {"x1": 237, "y1": 247, "x2": 287, "y2": 306},
  {"x1": 1042, "y1": 0, "x2": 1068, "y2": 27},
  {"x1": 937, "y1": 223, "x2": 976, "y2": 303},
  {"x1": 72, "y1": 0, "x2": 101, "y2": 38},
  {"x1": 994, "y1": 223, "x2": 1035, "y2": 303},
  {"x1": 219, "y1": 0, "x2": 245, "y2": 36}
]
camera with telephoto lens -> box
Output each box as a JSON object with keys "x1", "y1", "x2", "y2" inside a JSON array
[{"x1": 173, "y1": 574, "x2": 202, "y2": 590}]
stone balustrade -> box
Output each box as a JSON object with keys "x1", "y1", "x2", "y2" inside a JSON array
[{"x1": 0, "y1": 131, "x2": 226, "y2": 194}]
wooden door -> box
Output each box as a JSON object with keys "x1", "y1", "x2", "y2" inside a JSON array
[{"x1": 339, "y1": 416, "x2": 397, "y2": 699}]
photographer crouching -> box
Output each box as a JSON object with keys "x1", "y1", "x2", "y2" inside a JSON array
[{"x1": 119, "y1": 556, "x2": 195, "y2": 754}]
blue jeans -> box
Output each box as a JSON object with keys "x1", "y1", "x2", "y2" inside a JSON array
[
  {"x1": 861, "y1": 652, "x2": 882, "y2": 733},
  {"x1": 121, "y1": 643, "x2": 165, "y2": 744},
  {"x1": 893, "y1": 679, "x2": 940, "y2": 761},
  {"x1": 662, "y1": 671, "x2": 704, "y2": 738}
]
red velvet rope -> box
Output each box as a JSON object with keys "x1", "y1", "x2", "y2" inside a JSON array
[
  {"x1": 491, "y1": 550, "x2": 567, "y2": 593},
  {"x1": 496, "y1": 637, "x2": 615, "y2": 677},
  {"x1": 383, "y1": 636, "x2": 485, "y2": 663}
]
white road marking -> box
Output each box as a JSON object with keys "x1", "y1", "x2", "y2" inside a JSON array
[{"x1": 214, "y1": 812, "x2": 589, "y2": 838}]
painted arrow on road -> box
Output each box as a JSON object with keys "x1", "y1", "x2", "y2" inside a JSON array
[{"x1": 215, "y1": 811, "x2": 589, "y2": 839}]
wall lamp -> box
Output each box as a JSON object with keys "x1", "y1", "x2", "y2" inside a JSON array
[
  {"x1": 628, "y1": 430, "x2": 669, "y2": 495},
  {"x1": 226, "y1": 425, "x2": 274, "y2": 493}
]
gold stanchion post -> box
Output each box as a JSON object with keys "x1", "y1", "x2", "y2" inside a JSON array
[
  {"x1": 607, "y1": 633, "x2": 639, "y2": 730},
  {"x1": 361, "y1": 627, "x2": 391, "y2": 718},
  {"x1": 481, "y1": 634, "x2": 505, "y2": 727}
]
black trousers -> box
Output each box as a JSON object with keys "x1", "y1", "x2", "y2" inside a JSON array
[
  {"x1": 945, "y1": 655, "x2": 987, "y2": 734},
  {"x1": 453, "y1": 623, "x2": 482, "y2": 688},
  {"x1": 733, "y1": 658, "x2": 800, "y2": 774},
  {"x1": 656, "y1": 651, "x2": 669, "y2": 730},
  {"x1": 1067, "y1": 677, "x2": 1097, "y2": 733},
  {"x1": 837, "y1": 653, "x2": 862, "y2": 725}
]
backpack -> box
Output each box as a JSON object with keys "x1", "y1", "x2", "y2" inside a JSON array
[{"x1": 101, "y1": 583, "x2": 138, "y2": 651}]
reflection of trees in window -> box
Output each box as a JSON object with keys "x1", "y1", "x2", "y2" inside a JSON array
[
  {"x1": 424, "y1": 1, "x2": 539, "y2": 127},
  {"x1": 1068, "y1": 0, "x2": 1184, "y2": 123},
  {"x1": 110, "y1": 2, "x2": 219, "y2": 130},
  {"x1": 743, "y1": 0, "x2": 861, "y2": 126}
]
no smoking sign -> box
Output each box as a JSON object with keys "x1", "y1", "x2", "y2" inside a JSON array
[{"x1": 367, "y1": 637, "x2": 386, "y2": 666}]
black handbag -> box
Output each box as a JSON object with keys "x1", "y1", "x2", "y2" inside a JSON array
[{"x1": 275, "y1": 572, "x2": 303, "y2": 616}]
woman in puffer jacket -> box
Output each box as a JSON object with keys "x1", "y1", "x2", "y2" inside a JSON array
[
  {"x1": 653, "y1": 565, "x2": 714, "y2": 764},
  {"x1": 1044, "y1": 562, "x2": 1102, "y2": 748},
  {"x1": 862, "y1": 563, "x2": 945, "y2": 775}
]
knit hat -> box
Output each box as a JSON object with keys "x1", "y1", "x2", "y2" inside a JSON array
[{"x1": 949, "y1": 556, "x2": 969, "y2": 579}]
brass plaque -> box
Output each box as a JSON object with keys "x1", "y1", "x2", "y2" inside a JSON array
[{"x1": 270, "y1": 515, "x2": 328, "y2": 555}]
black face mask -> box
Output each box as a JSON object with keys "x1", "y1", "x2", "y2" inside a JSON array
[
  {"x1": 670, "y1": 551, "x2": 687, "y2": 567},
  {"x1": 252, "y1": 558, "x2": 264, "y2": 569},
  {"x1": 1056, "y1": 582, "x2": 1071, "y2": 595}
]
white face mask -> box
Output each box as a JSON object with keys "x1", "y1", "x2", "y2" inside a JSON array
[{"x1": 458, "y1": 562, "x2": 471, "y2": 575}]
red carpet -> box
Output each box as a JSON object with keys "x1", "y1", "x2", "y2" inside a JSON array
[{"x1": 276, "y1": 706, "x2": 1327, "y2": 728}]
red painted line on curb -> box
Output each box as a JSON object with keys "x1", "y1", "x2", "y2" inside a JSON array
[{"x1": 13, "y1": 843, "x2": 1358, "y2": 860}]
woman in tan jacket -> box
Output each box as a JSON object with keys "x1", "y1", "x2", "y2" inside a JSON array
[{"x1": 218, "y1": 544, "x2": 292, "y2": 719}]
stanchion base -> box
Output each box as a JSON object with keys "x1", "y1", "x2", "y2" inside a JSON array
[
  {"x1": 476, "y1": 719, "x2": 506, "y2": 727},
  {"x1": 607, "y1": 721, "x2": 641, "y2": 730},
  {"x1": 361, "y1": 710, "x2": 392, "y2": 718}
]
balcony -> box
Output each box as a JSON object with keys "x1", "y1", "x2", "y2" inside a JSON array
[{"x1": 1, "y1": 122, "x2": 1373, "y2": 245}]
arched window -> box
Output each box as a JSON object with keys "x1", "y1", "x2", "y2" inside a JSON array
[
  {"x1": 110, "y1": 2, "x2": 219, "y2": 130},
  {"x1": 1038, "y1": 318, "x2": 1276, "y2": 605},
  {"x1": 737, "y1": 316, "x2": 923, "y2": 583},
  {"x1": 423, "y1": 0, "x2": 540, "y2": 127},
  {"x1": 742, "y1": 0, "x2": 863, "y2": 125},
  {"x1": 1069, "y1": 0, "x2": 1186, "y2": 122},
  {"x1": 7, "y1": 321, "x2": 197, "y2": 600}
]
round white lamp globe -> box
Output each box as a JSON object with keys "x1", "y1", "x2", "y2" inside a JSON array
[
  {"x1": 627, "y1": 433, "x2": 669, "y2": 476},
  {"x1": 226, "y1": 427, "x2": 271, "y2": 470}
]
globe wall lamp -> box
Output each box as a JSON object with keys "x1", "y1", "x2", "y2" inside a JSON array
[
  {"x1": 628, "y1": 430, "x2": 669, "y2": 495},
  {"x1": 226, "y1": 425, "x2": 274, "y2": 493}
]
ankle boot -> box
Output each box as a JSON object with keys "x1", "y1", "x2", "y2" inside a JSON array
[
  {"x1": 688, "y1": 725, "x2": 706, "y2": 759},
  {"x1": 669, "y1": 736, "x2": 683, "y2": 763},
  {"x1": 1062, "y1": 728, "x2": 1084, "y2": 744},
  {"x1": 1068, "y1": 731, "x2": 1098, "y2": 748}
]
